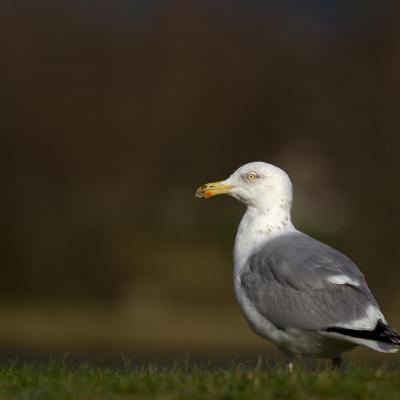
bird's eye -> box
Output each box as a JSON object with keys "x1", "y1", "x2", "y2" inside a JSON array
[{"x1": 246, "y1": 172, "x2": 257, "y2": 181}]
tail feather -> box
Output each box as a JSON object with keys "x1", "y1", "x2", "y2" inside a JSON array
[{"x1": 326, "y1": 319, "x2": 400, "y2": 346}]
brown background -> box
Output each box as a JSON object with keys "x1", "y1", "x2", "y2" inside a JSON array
[{"x1": 0, "y1": 0, "x2": 399, "y2": 364}]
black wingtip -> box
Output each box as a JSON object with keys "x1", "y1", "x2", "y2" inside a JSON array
[
  {"x1": 376, "y1": 319, "x2": 400, "y2": 345},
  {"x1": 326, "y1": 319, "x2": 400, "y2": 345}
]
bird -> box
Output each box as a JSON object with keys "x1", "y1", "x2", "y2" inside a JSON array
[{"x1": 195, "y1": 161, "x2": 400, "y2": 370}]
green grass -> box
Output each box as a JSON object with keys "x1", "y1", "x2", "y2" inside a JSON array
[{"x1": 0, "y1": 360, "x2": 399, "y2": 400}]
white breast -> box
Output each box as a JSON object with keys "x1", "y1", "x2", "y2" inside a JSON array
[{"x1": 232, "y1": 206, "x2": 295, "y2": 348}]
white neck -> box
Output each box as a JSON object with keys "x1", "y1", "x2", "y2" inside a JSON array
[{"x1": 233, "y1": 204, "x2": 296, "y2": 274}]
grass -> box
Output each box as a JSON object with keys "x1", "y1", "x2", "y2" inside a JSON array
[{"x1": 0, "y1": 359, "x2": 399, "y2": 399}]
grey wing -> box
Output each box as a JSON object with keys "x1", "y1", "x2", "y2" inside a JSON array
[{"x1": 241, "y1": 232, "x2": 380, "y2": 331}]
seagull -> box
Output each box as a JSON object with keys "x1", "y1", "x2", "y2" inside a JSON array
[{"x1": 195, "y1": 161, "x2": 399, "y2": 370}]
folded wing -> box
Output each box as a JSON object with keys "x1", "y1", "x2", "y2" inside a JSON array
[{"x1": 241, "y1": 232, "x2": 382, "y2": 332}]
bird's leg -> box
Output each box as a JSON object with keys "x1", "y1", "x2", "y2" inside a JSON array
[
  {"x1": 331, "y1": 356, "x2": 342, "y2": 370},
  {"x1": 282, "y1": 352, "x2": 294, "y2": 373},
  {"x1": 287, "y1": 360, "x2": 294, "y2": 373}
]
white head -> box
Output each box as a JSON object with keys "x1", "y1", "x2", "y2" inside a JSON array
[{"x1": 196, "y1": 162, "x2": 293, "y2": 214}]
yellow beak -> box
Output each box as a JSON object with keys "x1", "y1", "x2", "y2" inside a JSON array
[{"x1": 195, "y1": 181, "x2": 234, "y2": 199}]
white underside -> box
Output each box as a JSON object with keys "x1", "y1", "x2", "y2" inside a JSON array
[{"x1": 235, "y1": 284, "x2": 398, "y2": 358}]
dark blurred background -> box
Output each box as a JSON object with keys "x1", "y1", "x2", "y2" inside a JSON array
[{"x1": 0, "y1": 0, "x2": 399, "y2": 363}]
